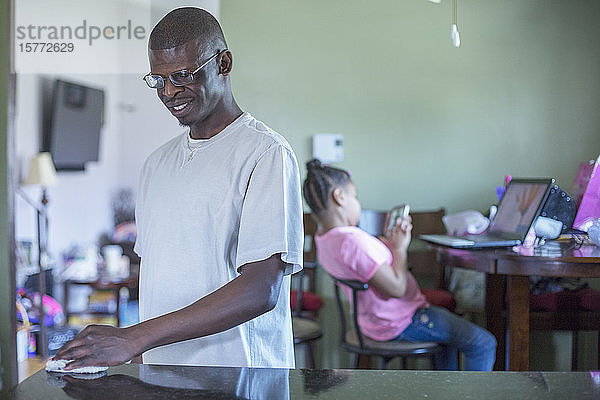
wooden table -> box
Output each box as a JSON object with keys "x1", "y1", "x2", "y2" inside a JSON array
[{"x1": 429, "y1": 241, "x2": 600, "y2": 371}]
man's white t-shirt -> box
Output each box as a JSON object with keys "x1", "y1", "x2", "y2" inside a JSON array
[{"x1": 134, "y1": 112, "x2": 303, "y2": 368}]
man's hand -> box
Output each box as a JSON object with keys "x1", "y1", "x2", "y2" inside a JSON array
[{"x1": 54, "y1": 324, "x2": 139, "y2": 370}]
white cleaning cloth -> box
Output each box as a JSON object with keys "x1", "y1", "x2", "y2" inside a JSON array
[
  {"x1": 45, "y1": 359, "x2": 108, "y2": 374},
  {"x1": 47, "y1": 371, "x2": 108, "y2": 387}
]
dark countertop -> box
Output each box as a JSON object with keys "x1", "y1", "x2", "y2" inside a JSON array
[{"x1": 8, "y1": 364, "x2": 600, "y2": 399}]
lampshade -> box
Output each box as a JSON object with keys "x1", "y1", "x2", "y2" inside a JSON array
[{"x1": 24, "y1": 152, "x2": 58, "y2": 186}]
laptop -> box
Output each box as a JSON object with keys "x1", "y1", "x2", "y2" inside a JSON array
[{"x1": 419, "y1": 178, "x2": 555, "y2": 249}]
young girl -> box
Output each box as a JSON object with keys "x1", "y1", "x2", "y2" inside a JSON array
[{"x1": 303, "y1": 159, "x2": 496, "y2": 371}]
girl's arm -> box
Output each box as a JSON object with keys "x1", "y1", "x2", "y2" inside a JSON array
[
  {"x1": 368, "y1": 217, "x2": 412, "y2": 298},
  {"x1": 368, "y1": 249, "x2": 409, "y2": 298}
]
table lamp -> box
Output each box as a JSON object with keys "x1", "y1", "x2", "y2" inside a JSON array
[{"x1": 23, "y1": 152, "x2": 58, "y2": 358}]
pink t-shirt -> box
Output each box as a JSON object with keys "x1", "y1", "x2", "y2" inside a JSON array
[{"x1": 315, "y1": 226, "x2": 428, "y2": 341}]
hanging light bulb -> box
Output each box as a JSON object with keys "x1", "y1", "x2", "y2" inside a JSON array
[
  {"x1": 426, "y1": 0, "x2": 461, "y2": 47},
  {"x1": 451, "y1": 0, "x2": 460, "y2": 47},
  {"x1": 451, "y1": 23, "x2": 461, "y2": 47}
]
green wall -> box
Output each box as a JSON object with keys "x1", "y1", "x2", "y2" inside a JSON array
[
  {"x1": 0, "y1": 0, "x2": 15, "y2": 392},
  {"x1": 222, "y1": 0, "x2": 600, "y2": 370},
  {"x1": 0, "y1": 0, "x2": 598, "y2": 378},
  {"x1": 221, "y1": 0, "x2": 600, "y2": 213}
]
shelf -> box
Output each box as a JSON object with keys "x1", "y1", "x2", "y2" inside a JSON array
[
  {"x1": 67, "y1": 314, "x2": 118, "y2": 327},
  {"x1": 63, "y1": 265, "x2": 138, "y2": 328}
]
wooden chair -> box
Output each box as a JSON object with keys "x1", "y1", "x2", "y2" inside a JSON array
[
  {"x1": 290, "y1": 214, "x2": 323, "y2": 319},
  {"x1": 331, "y1": 277, "x2": 441, "y2": 369},
  {"x1": 292, "y1": 269, "x2": 323, "y2": 368},
  {"x1": 291, "y1": 213, "x2": 323, "y2": 368},
  {"x1": 408, "y1": 209, "x2": 457, "y2": 312}
]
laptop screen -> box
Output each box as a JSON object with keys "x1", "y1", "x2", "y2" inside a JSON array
[{"x1": 489, "y1": 179, "x2": 553, "y2": 237}]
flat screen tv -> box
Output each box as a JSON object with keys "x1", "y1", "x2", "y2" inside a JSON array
[{"x1": 43, "y1": 79, "x2": 104, "y2": 171}]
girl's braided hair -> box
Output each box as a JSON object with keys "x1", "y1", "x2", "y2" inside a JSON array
[{"x1": 303, "y1": 159, "x2": 351, "y2": 215}]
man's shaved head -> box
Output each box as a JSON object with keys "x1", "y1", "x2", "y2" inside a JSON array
[{"x1": 149, "y1": 7, "x2": 227, "y2": 52}]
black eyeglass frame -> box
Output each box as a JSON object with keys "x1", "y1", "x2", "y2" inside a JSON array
[{"x1": 143, "y1": 49, "x2": 227, "y2": 89}]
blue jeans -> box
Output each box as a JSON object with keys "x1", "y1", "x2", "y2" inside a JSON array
[{"x1": 393, "y1": 306, "x2": 497, "y2": 371}]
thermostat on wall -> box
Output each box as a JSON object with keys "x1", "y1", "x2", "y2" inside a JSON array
[{"x1": 312, "y1": 133, "x2": 344, "y2": 163}]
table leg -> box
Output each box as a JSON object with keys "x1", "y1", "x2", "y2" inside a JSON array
[
  {"x1": 485, "y1": 274, "x2": 506, "y2": 370},
  {"x1": 507, "y1": 275, "x2": 530, "y2": 371},
  {"x1": 115, "y1": 287, "x2": 120, "y2": 327}
]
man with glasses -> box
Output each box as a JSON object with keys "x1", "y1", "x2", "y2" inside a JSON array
[{"x1": 55, "y1": 7, "x2": 303, "y2": 369}]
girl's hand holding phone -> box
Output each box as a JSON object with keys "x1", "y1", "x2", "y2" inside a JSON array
[{"x1": 381, "y1": 209, "x2": 412, "y2": 253}]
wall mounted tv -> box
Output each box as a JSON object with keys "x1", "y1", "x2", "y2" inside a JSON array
[{"x1": 43, "y1": 79, "x2": 105, "y2": 171}]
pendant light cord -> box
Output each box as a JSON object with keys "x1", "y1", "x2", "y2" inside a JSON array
[{"x1": 453, "y1": 0, "x2": 457, "y2": 26}]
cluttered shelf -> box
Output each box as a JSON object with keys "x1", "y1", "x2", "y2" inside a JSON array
[
  {"x1": 16, "y1": 238, "x2": 141, "y2": 384},
  {"x1": 63, "y1": 263, "x2": 139, "y2": 328}
]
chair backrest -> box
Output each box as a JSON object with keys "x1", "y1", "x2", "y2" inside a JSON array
[
  {"x1": 303, "y1": 213, "x2": 319, "y2": 294},
  {"x1": 304, "y1": 213, "x2": 318, "y2": 267},
  {"x1": 331, "y1": 277, "x2": 370, "y2": 350},
  {"x1": 408, "y1": 208, "x2": 447, "y2": 285},
  {"x1": 359, "y1": 208, "x2": 446, "y2": 237},
  {"x1": 410, "y1": 208, "x2": 446, "y2": 235}
]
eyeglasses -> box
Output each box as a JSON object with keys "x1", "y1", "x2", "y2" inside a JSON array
[{"x1": 143, "y1": 49, "x2": 226, "y2": 89}]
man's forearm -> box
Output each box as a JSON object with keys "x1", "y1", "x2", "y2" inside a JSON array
[
  {"x1": 126, "y1": 256, "x2": 285, "y2": 357},
  {"x1": 53, "y1": 255, "x2": 287, "y2": 369}
]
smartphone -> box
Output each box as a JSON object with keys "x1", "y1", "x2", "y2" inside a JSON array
[{"x1": 385, "y1": 204, "x2": 410, "y2": 236}]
